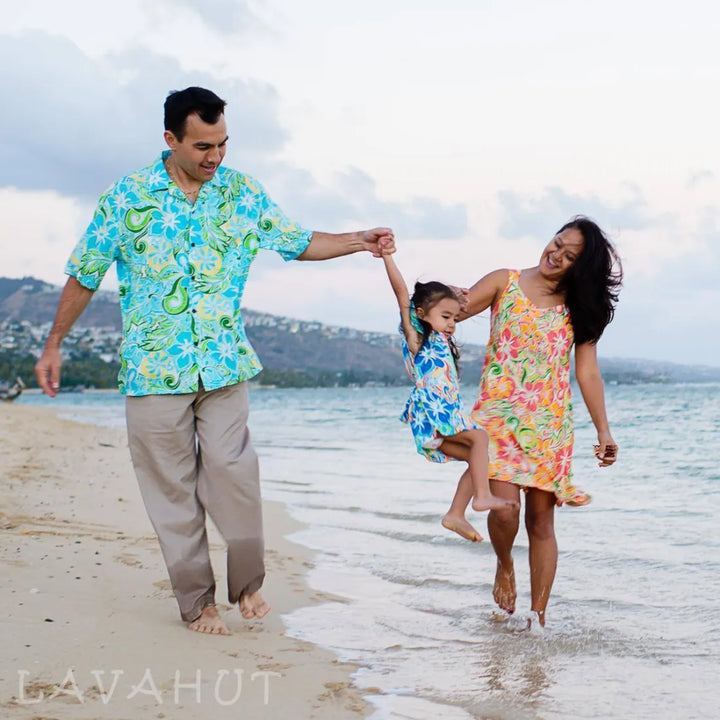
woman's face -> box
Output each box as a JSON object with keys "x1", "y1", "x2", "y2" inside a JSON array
[{"x1": 539, "y1": 227, "x2": 584, "y2": 280}]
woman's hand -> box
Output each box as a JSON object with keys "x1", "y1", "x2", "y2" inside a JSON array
[
  {"x1": 593, "y1": 432, "x2": 618, "y2": 467},
  {"x1": 449, "y1": 285, "x2": 470, "y2": 312}
]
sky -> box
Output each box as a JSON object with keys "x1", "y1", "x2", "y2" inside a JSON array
[{"x1": 2, "y1": 0, "x2": 719, "y2": 366}]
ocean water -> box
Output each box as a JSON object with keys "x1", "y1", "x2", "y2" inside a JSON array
[{"x1": 18, "y1": 383, "x2": 720, "y2": 719}]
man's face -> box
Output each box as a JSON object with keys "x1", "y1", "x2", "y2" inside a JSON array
[{"x1": 164, "y1": 112, "x2": 228, "y2": 183}]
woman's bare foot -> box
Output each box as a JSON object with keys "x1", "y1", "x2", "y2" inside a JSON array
[
  {"x1": 521, "y1": 610, "x2": 546, "y2": 633},
  {"x1": 187, "y1": 604, "x2": 230, "y2": 635},
  {"x1": 240, "y1": 591, "x2": 271, "y2": 620},
  {"x1": 493, "y1": 560, "x2": 516, "y2": 614},
  {"x1": 441, "y1": 514, "x2": 483, "y2": 542},
  {"x1": 472, "y1": 494, "x2": 519, "y2": 512}
]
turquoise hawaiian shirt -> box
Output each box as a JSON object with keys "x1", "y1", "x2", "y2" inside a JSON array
[{"x1": 66, "y1": 151, "x2": 312, "y2": 396}]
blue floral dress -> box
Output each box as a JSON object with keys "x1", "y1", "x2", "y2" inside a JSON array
[{"x1": 400, "y1": 307, "x2": 479, "y2": 463}]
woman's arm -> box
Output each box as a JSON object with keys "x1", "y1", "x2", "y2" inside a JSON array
[
  {"x1": 575, "y1": 342, "x2": 618, "y2": 467},
  {"x1": 458, "y1": 269, "x2": 509, "y2": 321},
  {"x1": 382, "y1": 255, "x2": 421, "y2": 355}
]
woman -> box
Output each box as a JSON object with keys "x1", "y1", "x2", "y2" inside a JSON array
[{"x1": 450, "y1": 216, "x2": 622, "y2": 629}]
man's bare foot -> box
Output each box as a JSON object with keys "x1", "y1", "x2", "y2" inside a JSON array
[
  {"x1": 187, "y1": 604, "x2": 231, "y2": 635},
  {"x1": 493, "y1": 560, "x2": 516, "y2": 614},
  {"x1": 441, "y1": 514, "x2": 483, "y2": 542},
  {"x1": 240, "y1": 591, "x2": 271, "y2": 620},
  {"x1": 472, "y1": 494, "x2": 519, "y2": 512}
]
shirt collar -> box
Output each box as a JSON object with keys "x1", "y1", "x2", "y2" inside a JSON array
[{"x1": 143, "y1": 150, "x2": 228, "y2": 193}]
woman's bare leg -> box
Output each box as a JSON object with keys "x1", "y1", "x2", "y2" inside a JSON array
[
  {"x1": 524, "y1": 488, "x2": 558, "y2": 627},
  {"x1": 487, "y1": 480, "x2": 522, "y2": 614}
]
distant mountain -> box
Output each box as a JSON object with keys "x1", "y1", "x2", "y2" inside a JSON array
[
  {"x1": 1, "y1": 276, "x2": 719, "y2": 387},
  {"x1": 0, "y1": 276, "x2": 123, "y2": 331}
]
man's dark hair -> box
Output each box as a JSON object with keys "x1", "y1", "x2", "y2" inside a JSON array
[{"x1": 164, "y1": 87, "x2": 227, "y2": 141}]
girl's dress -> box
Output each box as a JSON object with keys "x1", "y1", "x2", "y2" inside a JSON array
[
  {"x1": 400, "y1": 306, "x2": 478, "y2": 463},
  {"x1": 471, "y1": 270, "x2": 590, "y2": 506}
]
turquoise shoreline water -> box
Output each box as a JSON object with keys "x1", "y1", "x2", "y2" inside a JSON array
[{"x1": 18, "y1": 384, "x2": 720, "y2": 719}]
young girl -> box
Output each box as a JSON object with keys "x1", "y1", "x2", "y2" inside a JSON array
[{"x1": 383, "y1": 254, "x2": 518, "y2": 543}]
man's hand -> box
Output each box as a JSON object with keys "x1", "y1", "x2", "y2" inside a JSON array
[
  {"x1": 361, "y1": 227, "x2": 395, "y2": 258},
  {"x1": 35, "y1": 345, "x2": 63, "y2": 398},
  {"x1": 32, "y1": 276, "x2": 94, "y2": 397}
]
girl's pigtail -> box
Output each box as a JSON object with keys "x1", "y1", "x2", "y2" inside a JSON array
[{"x1": 448, "y1": 336, "x2": 461, "y2": 376}]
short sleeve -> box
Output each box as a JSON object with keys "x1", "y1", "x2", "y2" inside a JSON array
[
  {"x1": 398, "y1": 304, "x2": 425, "y2": 338},
  {"x1": 254, "y1": 182, "x2": 312, "y2": 261},
  {"x1": 65, "y1": 191, "x2": 121, "y2": 290},
  {"x1": 408, "y1": 304, "x2": 425, "y2": 334}
]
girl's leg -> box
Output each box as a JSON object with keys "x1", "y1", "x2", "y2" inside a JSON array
[
  {"x1": 440, "y1": 431, "x2": 517, "y2": 511},
  {"x1": 442, "y1": 468, "x2": 483, "y2": 541},
  {"x1": 524, "y1": 488, "x2": 558, "y2": 627},
  {"x1": 487, "y1": 480, "x2": 522, "y2": 614}
]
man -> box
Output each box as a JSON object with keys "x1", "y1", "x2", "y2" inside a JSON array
[{"x1": 35, "y1": 87, "x2": 394, "y2": 636}]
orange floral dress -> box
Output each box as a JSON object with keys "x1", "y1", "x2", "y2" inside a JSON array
[{"x1": 471, "y1": 270, "x2": 590, "y2": 506}]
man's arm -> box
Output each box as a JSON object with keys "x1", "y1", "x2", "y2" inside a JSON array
[
  {"x1": 34, "y1": 276, "x2": 95, "y2": 397},
  {"x1": 296, "y1": 228, "x2": 395, "y2": 261}
]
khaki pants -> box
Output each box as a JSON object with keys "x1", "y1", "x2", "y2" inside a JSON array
[{"x1": 125, "y1": 382, "x2": 264, "y2": 622}]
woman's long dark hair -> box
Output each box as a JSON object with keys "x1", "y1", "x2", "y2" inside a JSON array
[
  {"x1": 555, "y1": 216, "x2": 623, "y2": 345},
  {"x1": 411, "y1": 281, "x2": 461, "y2": 373}
]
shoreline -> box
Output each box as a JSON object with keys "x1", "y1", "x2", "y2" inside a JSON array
[{"x1": 0, "y1": 403, "x2": 371, "y2": 719}]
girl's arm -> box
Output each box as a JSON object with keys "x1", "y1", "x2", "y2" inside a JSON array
[
  {"x1": 382, "y1": 255, "x2": 422, "y2": 355},
  {"x1": 575, "y1": 342, "x2": 618, "y2": 467},
  {"x1": 457, "y1": 269, "x2": 509, "y2": 321}
]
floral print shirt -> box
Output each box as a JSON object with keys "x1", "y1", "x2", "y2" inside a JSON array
[{"x1": 66, "y1": 151, "x2": 312, "y2": 396}]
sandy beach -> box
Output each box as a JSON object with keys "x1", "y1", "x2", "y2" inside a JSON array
[{"x1": 0, "y1": 403, "x2": 370, "y2": 719}]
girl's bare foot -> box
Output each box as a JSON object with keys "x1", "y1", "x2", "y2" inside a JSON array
[
  {"x1": 187, "y1": 604, "x2": 230, "y2": 635},
  {"x1": 472, "y1": 495, "x2": 519, "y2": 512},
  {"x1": 441, "y1": 514, "x2": 483, "y2": 542},
  {"x1": 493, "y1": 560, "x2": 516, "y2": 614},
  {"x1": 240, "y1": 591, "x2": 271, "y2": 619}
]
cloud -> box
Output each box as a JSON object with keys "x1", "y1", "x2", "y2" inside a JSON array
[
  {"x1": 497, "y1": 185, "x2": 654, "y2": 240},
  {"x1": 657, "y1": 208, "x2": 720, "y2": 290},
  {"x1": 258, "y1": 165, "x2": 468, "y2": 240},
  {"x1": 0, "y1": 30, "x2": 466, "y2": 240},
  {"x1": 170, "y1": 0, "x2": 262, "y2": 36},
  {"x1": 0, "y1": 188, "x2": 90, "y2": 286},
  {"x1": 0, "y1": 31, "x2": 287, "y2": 199},
  {"x1": 686, "y1": 169, "x2": 715, "y2": 189}
]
